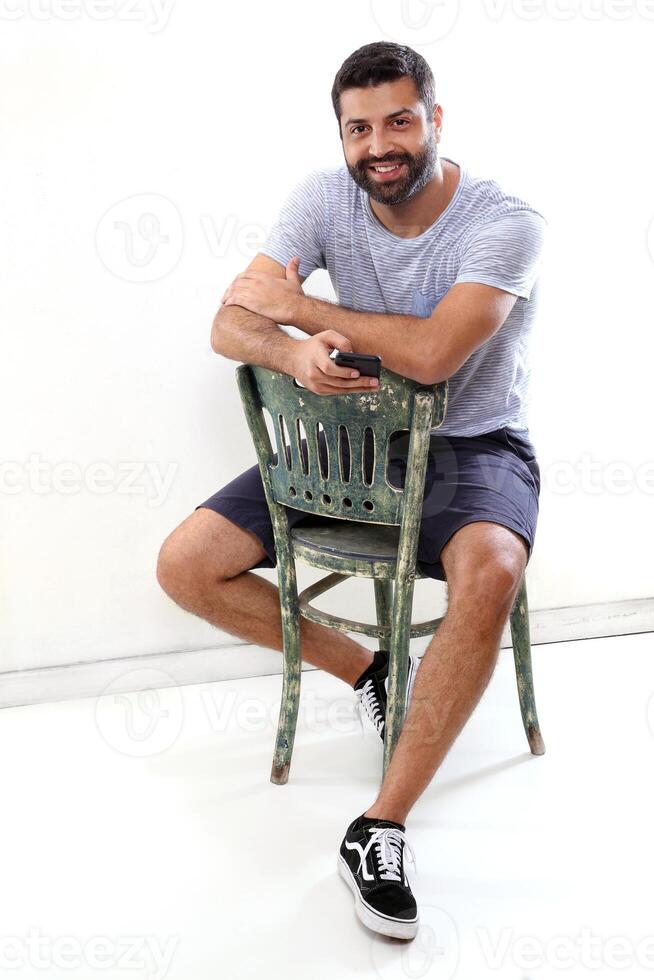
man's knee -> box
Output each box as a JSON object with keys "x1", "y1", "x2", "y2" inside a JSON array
[
  {"x1": 156, "y1": 526, "x2": 213, "y2": 601},
  {"x1": 156, "y1": 532, "x2": 185, "y2": 599},
  {"x1": 442, "y1": 522, "x2": 527, "y2": 619},
  {"x1": 157, "y1": 507, "x2": 267, "y2": 603}
]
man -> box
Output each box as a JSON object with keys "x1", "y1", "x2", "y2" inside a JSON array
[{"x1": 157, "y1": 41, "x2": 545, "y2": 940}]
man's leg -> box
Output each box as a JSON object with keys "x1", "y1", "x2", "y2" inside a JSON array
[
  {"x1": 363, "y1": 520, "x2": 528, "y2": 824},
  {"x1": 156, "y1": 507, "x2": 376, "y2": 686}
]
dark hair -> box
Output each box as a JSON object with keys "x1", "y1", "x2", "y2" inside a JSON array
[{"x1": 331, "y1": 41, "x2": 435, "y2": 129}]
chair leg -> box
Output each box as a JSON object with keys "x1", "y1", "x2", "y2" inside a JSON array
[
  {"x1": 373, "y1": 579, "x2": 393, "y2": 646},
  {"x1": 383, "y1": 577, "x2": 414, "y2": 776},
  {"x1": 270, "y1": 557, "x2": 302, "y2": 785},
  {"x1": 509, "y1": 575, "x2": 545, "y2": 756}
]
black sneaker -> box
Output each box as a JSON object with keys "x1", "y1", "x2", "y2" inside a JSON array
[
  {"x1": 338, "y1": 813, "x2": 418, "y2": 939},
  {"x1": 354, "y1": 650, "x2": 389, "y2": 739},
  {"x1": 355, "y1": 650, "x2": 421, "y2": 742}
]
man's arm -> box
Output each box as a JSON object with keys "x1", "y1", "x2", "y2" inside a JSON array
[
  {"x1": 223, "y1": 209, "x2": 545, "y2": 385},
  {"x1": 290, "y1": 284, "x2": 516, "y2": 384},
  {"x1": 210, "y1": 253, "x2": 307, "y2": 372},
  {"x1": 222, "y1": 269, "x2": 518, "y2": 385}
]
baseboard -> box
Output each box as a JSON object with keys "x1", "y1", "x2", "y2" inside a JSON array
[{"x1": 0, "y1": 597, "x2": 652, "y2": 711}]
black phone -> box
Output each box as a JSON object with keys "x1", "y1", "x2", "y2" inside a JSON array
[{"x1": 329, "y1": 349, "x2": 381, "y2": 379}]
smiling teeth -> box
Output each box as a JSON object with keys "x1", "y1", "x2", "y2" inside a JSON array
[{"x1": 373, "y1": 165, "x2": 399, "y2": 172}]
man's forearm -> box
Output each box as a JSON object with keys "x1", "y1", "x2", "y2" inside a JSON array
[
  {"x1": 211, "y1": 304, "x2": 299, "y2": 375},
  {"x1": 292, "y1": 295, "x2": 429, "y2": 383}
]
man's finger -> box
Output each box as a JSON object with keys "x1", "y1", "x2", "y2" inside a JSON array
[
  {"x1": 319, "y1": 329, "x2": 354, "y2": 352},
  {"x1": 318, "y1": 364, "x2": 378, "y2": 387},
  {"x1": 321, "y1": 358, "x2": 360, "y2": 379},
  {"x1": 286, "y1": 256, "x2": 302, "y2": 284}
]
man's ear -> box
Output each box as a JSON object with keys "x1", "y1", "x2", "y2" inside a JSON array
[{"x1": 432, "y1": 103, "x2": 443, "y2": 142}]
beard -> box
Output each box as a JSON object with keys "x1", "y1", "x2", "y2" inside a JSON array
[{"x1": 346, "y1": 137, "x2": 439, "y2": 206}]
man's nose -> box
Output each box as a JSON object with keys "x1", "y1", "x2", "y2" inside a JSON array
[{"x1": 367, "y1": 129, "x2": 394, "y2": 160}]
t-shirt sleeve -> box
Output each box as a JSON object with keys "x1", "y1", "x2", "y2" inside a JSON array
[
  {"x1": 454, "y1": 209, "x2": 547, "y2": 301},
  {"x1": 260, "y1": 170, "x2": 328, "y2": 280}
]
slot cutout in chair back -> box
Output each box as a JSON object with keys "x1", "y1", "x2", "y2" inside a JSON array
[{"x1": 237, "y1": 366, "x2": 448, "y2": 526}]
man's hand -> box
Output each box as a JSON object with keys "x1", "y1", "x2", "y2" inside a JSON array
[
  {"x1": 221, "y1": 255, "x2": 305, "y2": 324},
  {"x1": 291, "y1": 330, "x2": 380, "y2": 397}
]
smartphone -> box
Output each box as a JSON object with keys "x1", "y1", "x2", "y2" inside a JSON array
[{"x1": 329, "y1": 349, "x2": 382, "y2": 379}]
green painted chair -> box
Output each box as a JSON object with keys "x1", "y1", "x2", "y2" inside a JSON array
[{"x1": 236, "y1": 363, "x2": 545, "y2": 786}]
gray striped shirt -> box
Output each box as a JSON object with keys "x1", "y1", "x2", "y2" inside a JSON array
[{"x1": 261, "y1": 156, "x2": 547, "y2": 437}]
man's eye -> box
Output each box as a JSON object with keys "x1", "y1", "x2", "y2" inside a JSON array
[
  {"x1": 393, "y1": 119, "x2": 409, "y2": 127},
  {"x1": 351, "y1": 126, "x2": 366, "y2": 135}
]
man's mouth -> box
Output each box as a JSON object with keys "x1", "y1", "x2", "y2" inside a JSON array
[{"x1": 368, "y1": 162, "x2": 406, "y2": 180}]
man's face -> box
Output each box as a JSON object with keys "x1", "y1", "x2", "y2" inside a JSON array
[{"x1": 339, "y1": 76, "x2": 440, "y2": 206}]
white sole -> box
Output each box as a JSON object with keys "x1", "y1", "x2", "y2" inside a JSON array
[
  {"x1": 406, "y1": 654, "x2": 419, "y2": 707},
  {"x1": 337, "y1": 853, "x2": 419, "y2": 940},
  {"x1": 383, "y1": 654, "x2": 420, "y2": 717}
]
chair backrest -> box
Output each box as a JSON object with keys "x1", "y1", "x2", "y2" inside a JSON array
[{"x1": 237, "y1": 364, "x2": 448, "y2": 527}]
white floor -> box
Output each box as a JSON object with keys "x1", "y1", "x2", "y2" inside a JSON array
[{"x1": 1, "y1": 631, "x2": 653, "y2": 980}]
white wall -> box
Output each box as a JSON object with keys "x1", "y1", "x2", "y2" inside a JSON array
[{"x1": 2, "y1": 0, "x2": 652, "y2": 673}]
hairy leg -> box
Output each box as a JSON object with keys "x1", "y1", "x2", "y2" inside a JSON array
[
  {"x1": 156, "y1": 507, "x2": 375, "y2": 686},
  {"x1": 364, "y1": 521, "x2": 528, "y2": 823}
]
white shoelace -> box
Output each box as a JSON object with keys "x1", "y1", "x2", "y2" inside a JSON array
[
  {"x1": 356, "y1": 655, "x2": 420, "y2": 736},
  {"x1": 357, "y1": 826, "x2": 417, "y2": 883},
  {"x1": 356, "y1": 678, "x2": 384, "y2": 735}
]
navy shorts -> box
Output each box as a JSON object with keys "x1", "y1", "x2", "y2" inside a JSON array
[{"x1": 196, "y1": 426, "x2": 541, "y2": 583}]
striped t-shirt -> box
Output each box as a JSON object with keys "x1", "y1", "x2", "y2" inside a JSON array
[{"x1": 261, "y1": 156, "x2": 547, "y2": 437}]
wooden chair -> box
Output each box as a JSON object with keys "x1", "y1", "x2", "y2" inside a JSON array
[{"x1": 236, "y1": 363, "x2": 545, "y2": 785}]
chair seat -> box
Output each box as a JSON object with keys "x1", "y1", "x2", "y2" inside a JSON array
[{"x1": 290, "y1": 518, "x2": 401, "y2": 562}]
